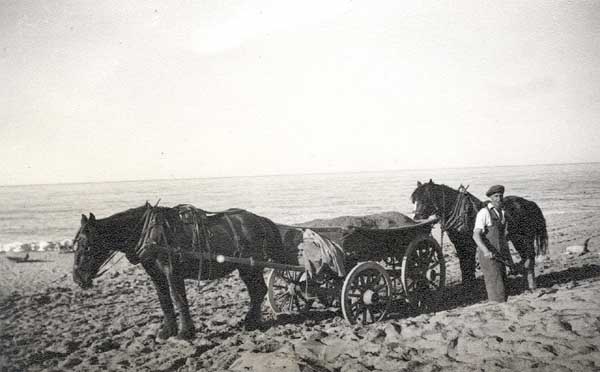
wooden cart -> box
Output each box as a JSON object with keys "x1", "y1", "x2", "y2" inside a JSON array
[{"x1": 263, "y1": 218, "x2": 445, "y2": 325}]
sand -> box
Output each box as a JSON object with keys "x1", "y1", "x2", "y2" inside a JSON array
[{"x1": 1, "y1": 212, "x2": 600, "y2": 372}]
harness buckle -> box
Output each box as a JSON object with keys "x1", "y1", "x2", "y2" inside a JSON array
[{"x1": 179, "y1": 209, "x2": 195, "y2": 224}]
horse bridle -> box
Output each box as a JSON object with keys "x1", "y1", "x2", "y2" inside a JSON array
[
  {"x1": 419, "y1": 186, "x2": 447, "y2": 227},
  {"x1": 74, "y1": 207, "x2": 152, "y2": 279},
  {"x1": 73, "y1": 220, "x2": 119, "y2": 279}
]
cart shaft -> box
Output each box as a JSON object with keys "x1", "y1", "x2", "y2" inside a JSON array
[
  {"x1": 143, "y1": 243, "x2": 305, "y2": 271},
  {"x1": 215, "y1": 255, "x2": 304, "y2": 271}
]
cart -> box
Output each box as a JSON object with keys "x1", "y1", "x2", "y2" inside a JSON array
[{"x1": 264, "y1": 218, "x2": 445, "y2": 325}]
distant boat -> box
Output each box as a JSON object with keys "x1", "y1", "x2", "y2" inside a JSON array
[{"x1": 6, "y1": 254, "x2": 32, "y2": 263}]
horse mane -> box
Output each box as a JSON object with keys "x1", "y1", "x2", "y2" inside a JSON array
[
  {"x1": 411, "y1": 181, "x2": 463, "y2": 203},
  {"x1": 105, "y1": 205, "x2": 148, "y2": 220},
  {"x1": 95, "y1": 205, "x2": 150, "y2": 247}
]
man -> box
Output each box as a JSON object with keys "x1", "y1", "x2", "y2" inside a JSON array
[{"x1": 473, "y1": 184, "x2": 512, "y2": 303}]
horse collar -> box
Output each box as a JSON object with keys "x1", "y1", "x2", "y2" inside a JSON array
[{"x1": 427, "y1": 187, "x2": 446, "y2": 228}]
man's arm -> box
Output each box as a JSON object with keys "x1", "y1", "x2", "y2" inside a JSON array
[
  {"x1": 473, "y1": 208, "x2": 494, "y2": 258},
  {"x1": 473, "y1": 228, "x2": 493, "y2": 258}
]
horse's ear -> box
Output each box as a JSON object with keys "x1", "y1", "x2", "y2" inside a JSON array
[
  {"x1": 81, "y1": 214, "x2": 88, "y2": 224},
  {"x1": 89, "y1": 213, "x2": 96, "y2": 222},
  {"x1": 429, "y1": 179, "x2": 433, "y2": 184},
  {"x1": 417, "y1": 181, "x2": 422, "y2": 187}
]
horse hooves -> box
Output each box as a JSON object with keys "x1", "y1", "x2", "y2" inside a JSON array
[
  {"x1": 176, "y1": 328, "x2": 196, "y2": 340},
  {"x1": 158, "y1": 330, "x2": 174, "y2": 340},
  {"x1": 242, "y1": 319, "x2": 263, "y2": 332},
  {"x1": 243, "y1": 323, "x2": 258, "y2": 331},
  {"x1": 158, "y1": 325, "x2": 178, "y2": 340}
]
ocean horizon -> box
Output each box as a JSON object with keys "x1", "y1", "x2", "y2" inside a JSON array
[
  {"x1": 2, "y1": 161, "x2": 597, "y2": 188},
  {"x1": 1, "y1": 162, "x2": 599, "y2": 250}
]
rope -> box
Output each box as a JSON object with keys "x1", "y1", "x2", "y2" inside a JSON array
[
  {"x1": 224, "y1": 215, "x2": 241, "y2": 254},
  {"x1": 196, "y1": 214, "x2": 210, "y2": 289},
  {"x1": 134, "y1": 207, "x2": 154, "y2": 258},
  {"x1": 428, "y1": 186, "x2": 447, "y2": 249},
  {"x1": 93, "y1": 221, "x2": 143, "y2": 279},
  {"x1": 94, "y1": 250, "x2": 120, "y2": 278}
]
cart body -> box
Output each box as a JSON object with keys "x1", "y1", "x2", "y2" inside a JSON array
[{"x1": 267, "y1": 217, "x2": 445, "y2": 324}]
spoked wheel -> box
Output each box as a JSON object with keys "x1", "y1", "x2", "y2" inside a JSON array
[
  {"x1": 267, "y1": 269, "x2": 312, "y2": 315},
  {"x1": 341, "y1": 262, "x2": 392, "y2": 325},
  {"x1": 401, "y1": 235, "x2": 446, "y2": 310}
]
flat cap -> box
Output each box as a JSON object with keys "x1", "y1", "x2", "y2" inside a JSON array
[{"x1": 486, "y1": 184, "x2": 505, "y2": 197}]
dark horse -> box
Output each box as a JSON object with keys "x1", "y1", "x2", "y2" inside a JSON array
[
  {"x1": 411, "y1": 180, "x2": 548, "y2": 290},
  {"x1": 73, "y1": 203, "x2": 289, "y2": 340}
]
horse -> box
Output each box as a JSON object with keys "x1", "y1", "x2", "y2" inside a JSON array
[
  {"x1": 72, "y1": 203, "x2": 290, "y2": 340},
  {"x1": 411, "y1": 180, "x2": 548, "y2": 291}
]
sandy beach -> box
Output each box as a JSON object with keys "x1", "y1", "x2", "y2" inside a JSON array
[
  {"x1": 3, "y1": 0, "x2": 599, "y2": 369},
  {"x1": 1, "y1": 211, "x2": 600, "y2": 372}
]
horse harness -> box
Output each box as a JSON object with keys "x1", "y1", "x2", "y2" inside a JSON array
[
  {"x1": 136, "y1": 205, "x2": 249, "y2": 284},
  {"x1": 177, "y1": 204, "x2": 219, "y2": 283},
  {"x1": 423, "y1": 185, "x2": 481, "y2": 250},
  {"x1": 444, "y1": 189, "x2": 481, "y2": 234}
]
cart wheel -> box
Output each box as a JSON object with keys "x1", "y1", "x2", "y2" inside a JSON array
[
  {"x1": 267, "y1": 269, "x2": 312, "y2": 315},
  {"x1": 401, "y1": 235, "x2": 445, "y2": 310},
  {"x1": 314, "y1": 275, "x2": 342, "y2": 308},
  {"x1": 341, "y1": 262, "x2": 392, "y2": 325}
]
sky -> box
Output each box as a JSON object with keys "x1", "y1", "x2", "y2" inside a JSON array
[{"x1": 1, "y1": 1, "x2": 599, "y2": 186}]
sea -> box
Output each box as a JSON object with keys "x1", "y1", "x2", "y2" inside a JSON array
[{"x1": 1, "y1": 163, "x2": 599, "y2": 250}]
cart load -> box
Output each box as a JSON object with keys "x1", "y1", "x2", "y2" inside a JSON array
[{"x1": 278, "y1": 226, "x2": 346, "y2": 278}]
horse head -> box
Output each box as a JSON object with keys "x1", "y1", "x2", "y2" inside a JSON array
[
  {"x1": 411, "y1": 179, "x2": 439, "y2": 220},
  {"x1": 72, "y1": 213, "x2": 113, "y2": 289}
]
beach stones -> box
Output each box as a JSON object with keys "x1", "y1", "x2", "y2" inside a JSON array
[{"x1": 0, "y1": 239, "x2": 72, "y2": 252}]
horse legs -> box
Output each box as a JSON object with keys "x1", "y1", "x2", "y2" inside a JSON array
[
  {"x1": 525, "y1": 259, "x2": 536, "y2": 290},
  {"x1": 142, "y1": 260, "x2": 178, "y2": 339},
  {"x1": 165, "y1": 263, "x2": 196, "y2": 339},
  {"x1": 238, "y1": 267, "x2": 267, "y2": 330},
  {"x1": 457, "y1": 248, "x2": 477, "y2": 285},
  {"x1": 449, "y1": 233, "x2": 477, "y2": 286},
  {"x1": 511, "y1": 236, "x2": 537, "y2": 291}
]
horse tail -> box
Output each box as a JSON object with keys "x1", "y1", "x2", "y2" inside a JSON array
[
  {"x1": 532, "y1": 202, "x2": 548, "y2": 256},
  {"x1": 258, "y1": 216, "x2": 292, "y2": 264}
]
